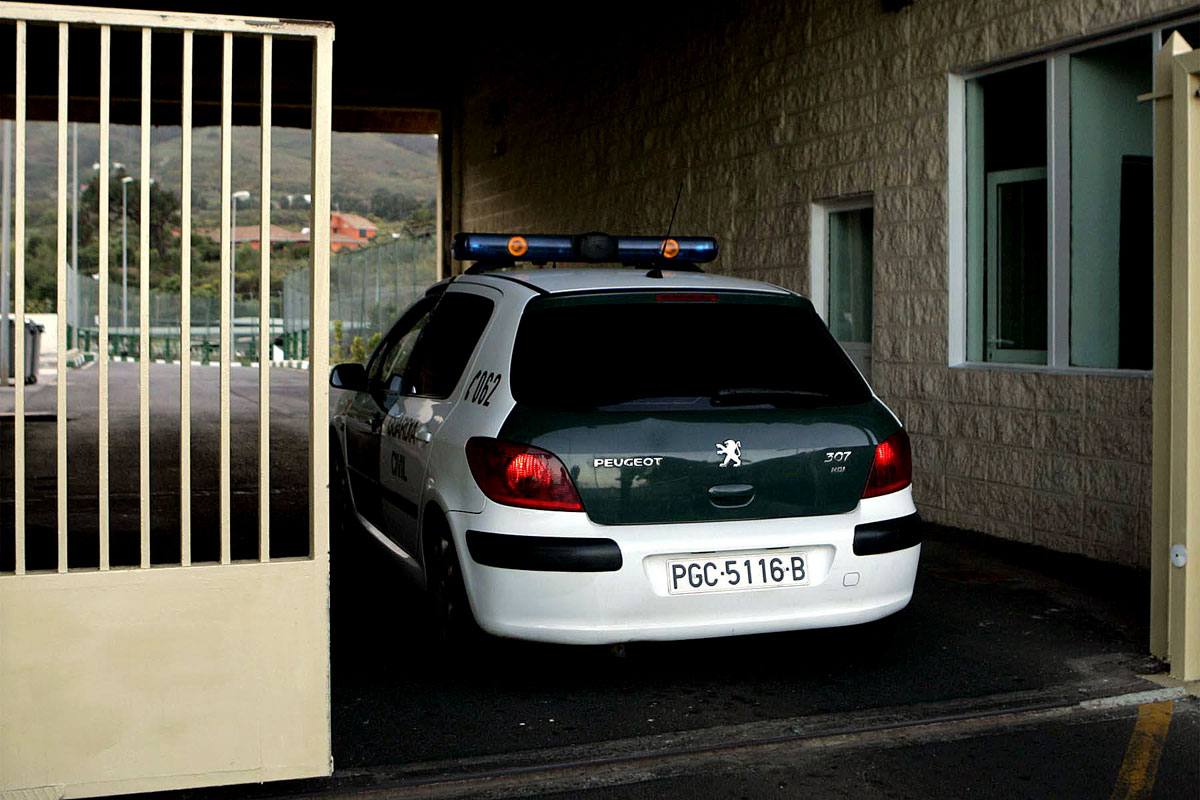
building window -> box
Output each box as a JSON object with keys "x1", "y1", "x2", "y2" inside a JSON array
[
  {"x1": 951, "y1": 20, "x2": 1200, "y2": 372},
  {"x1": 811, "y1": 196, "x2": 874, "y2": 381}
]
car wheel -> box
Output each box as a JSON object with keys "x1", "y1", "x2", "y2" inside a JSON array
[{"x1": 425, "y1": 512, "x2": 479, "y2": 646}]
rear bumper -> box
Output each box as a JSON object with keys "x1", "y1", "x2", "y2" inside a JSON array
[
  {"x1": 446, "y1": 487, "x2": 920, "y2": 645},
  {"x1": 466, "y1": 530, "x2": 623, "y2": 571}
]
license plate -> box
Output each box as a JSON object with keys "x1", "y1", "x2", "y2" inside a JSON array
[{"x1": 666, "y1": 549, "x2": 809, "y2": 595}]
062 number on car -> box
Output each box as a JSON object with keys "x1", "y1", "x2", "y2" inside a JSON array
[{"x1": 464, "y1": 369, "x2": 502, "y2": 406}]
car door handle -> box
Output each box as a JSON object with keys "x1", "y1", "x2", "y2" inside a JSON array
[{"x1": 416, "y1": 428, "x2": 433, "y2": 443}]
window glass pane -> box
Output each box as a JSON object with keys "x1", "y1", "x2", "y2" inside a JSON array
[
  {"x1": 380, "y1": 310, "x2": 431, "y2": 397},
  {"x1": 405, "y1": 292, "x2": 495, "y2": 398},
  {"x1": 966, "y1": 62, "x2": 1047, "y2": 365},
  {"x1": 990, "y1": 171, "x2": 1047, "y2": 358},
  {"x1": 1069, "y1": 35, "x2": 1153, "y2": 369},
  {"x1": 828, "y1": 207, "x2": 873, "y2": 345},
  {"x1": 368, "y1": 296, "x2": 434, "y2": 384},
  {"x1": 511, "y1": 295, "x2": 871, "y2": 411}
]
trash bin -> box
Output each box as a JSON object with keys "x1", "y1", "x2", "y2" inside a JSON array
[
  {"x1": 24, "y1": 319, "x2": 42, "y2": 385},
  {"x1": 4, "y1": 318, "x2": 43, "y2": 385}
]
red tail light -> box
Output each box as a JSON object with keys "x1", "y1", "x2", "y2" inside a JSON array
[
  {"x1": 862, "y1": 429, "x2": 912, "y2": 498},
  {"x1": 466, "y1": 438, "x2": 584, "y2": 512}
]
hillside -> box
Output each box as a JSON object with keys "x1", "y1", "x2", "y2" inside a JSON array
[
  {"x1": 17, "y1": 122, "x2": 437, "y2": 223},
  {"x1": 8, "y1": 123, "x2": 438, "y2": 311}
]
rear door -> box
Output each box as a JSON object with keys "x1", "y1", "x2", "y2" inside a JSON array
[
  {"x1": 347, "y1": 296, "x2": 436, "y2": 532},
  {"x1": 381, "y1": 286, "x2": 498, "y2": 556}
]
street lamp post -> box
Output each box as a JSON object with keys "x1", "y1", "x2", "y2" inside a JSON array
[
  {"x1": 90, "y1": 161, "x2": 124, "y2": 341},
  {"x1": 121, "y1": 175, "x2": 133, "y2": 332},
  {"x1": 1, "y1": 120, "x2": 11, "y2": 387},
  {"x1": 71, "y1": 122, "x2": 78, "y2": 348},
  {"x1": 231, "y1": 190, "x2": 251, "y2": 323}
]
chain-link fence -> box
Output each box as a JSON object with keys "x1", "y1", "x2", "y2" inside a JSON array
[
  {"x1": 76, "y1": 278, "x2": 283, "y2": 363},
  {"x1": 282, "y1": 234, "x2": 437, "y2": 362},
  {"x1": 72, "y1": 234, "x2": 436, "y2": 364}
]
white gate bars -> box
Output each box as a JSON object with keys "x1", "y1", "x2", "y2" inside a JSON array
[{"x1": 0, "y1": 3, "x2": 333, "y2": 573}]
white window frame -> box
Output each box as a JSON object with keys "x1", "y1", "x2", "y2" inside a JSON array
[
  {"x1": 947, "y1": 17, "x2": 1198, "y2": 376},
  {"x1": 810, "y1": 194, "x2": 874, "y2": 326}
]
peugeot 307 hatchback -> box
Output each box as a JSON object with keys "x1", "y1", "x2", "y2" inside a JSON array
[{"x1": 329, "y1": 232, "x2": 920, "y2": 644}]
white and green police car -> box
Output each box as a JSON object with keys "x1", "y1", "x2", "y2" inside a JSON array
[{"x1": 329, "y1": 232, "x2": 920, "y2": 644}]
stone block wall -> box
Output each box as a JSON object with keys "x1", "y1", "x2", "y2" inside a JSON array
[{"x1": 453, "y1": 0, "x2": 1195, "y2": 568}]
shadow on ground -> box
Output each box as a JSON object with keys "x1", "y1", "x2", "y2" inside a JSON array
[{"x1": 330, "y1": 523, "x2": 1156, "y2": 769}]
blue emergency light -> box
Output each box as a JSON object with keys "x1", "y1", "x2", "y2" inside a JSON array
[{"x1": 451, "y1": 232, "x2": 719, "y2": 266}]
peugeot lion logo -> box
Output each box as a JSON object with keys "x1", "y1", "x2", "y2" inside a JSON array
[{"x1": 716, "y1": 439, "x2": 742, "y2": 468}]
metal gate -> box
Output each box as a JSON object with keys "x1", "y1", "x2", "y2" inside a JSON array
[
  {"x1": 0, "y1": 3, "x2": 333, "y2": 796},
  {"x1": 1149, "y1": 31, "x2": 1200, "y2": 682}
]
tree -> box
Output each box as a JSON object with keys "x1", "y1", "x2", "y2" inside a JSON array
[
  {"x1": 78, "y1": 170, "x2": 180, "y2": 262},
  {"x1": 349, "y1": 335, "x2": 366, "y2": 364},
  {"x1": 369, "y1": 188, "x2": 419, "y2": 221},
  {"x1": 331, "y1": 320, "x2": 345, "y2": 364}
]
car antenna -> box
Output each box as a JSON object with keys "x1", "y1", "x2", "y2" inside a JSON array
[{"x1": 646, "y1": 181, "x2": 683, "y2": 279}]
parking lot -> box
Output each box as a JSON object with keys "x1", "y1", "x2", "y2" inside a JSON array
[
  {"x1": 3, "y1": 363, "x2": 1196, "y2": 798},
  {"x1": 0, "y1": 362, "x2": 311, "y2": 569}
]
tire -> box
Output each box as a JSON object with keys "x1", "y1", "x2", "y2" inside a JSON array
[{"x1": 424, "y1": 511, "x2": 480, "y2": 646}]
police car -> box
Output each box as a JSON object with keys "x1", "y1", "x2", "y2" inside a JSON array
[{"x1": 329, "y1": 232, "x2": 920, "y2": 644}]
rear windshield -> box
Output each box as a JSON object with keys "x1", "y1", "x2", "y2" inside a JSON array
[{"x1": 510, "y1": 292, "x2": 872, "y2": 411}]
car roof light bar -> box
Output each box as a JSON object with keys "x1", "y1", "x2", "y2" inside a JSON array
[
  {"x1": 452, "y1": 232, "x2": 719, "y2": 273},
  {"x1": 455, "y1": 233, "x2": 576, "y2": 264}
]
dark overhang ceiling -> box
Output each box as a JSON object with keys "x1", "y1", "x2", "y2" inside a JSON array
[
  {"x1": 2, "y1": 0, "x2": 706, "y2": 131},
  {"x1": 1, "y1": 1, "x2": 453, "y2": 131}
]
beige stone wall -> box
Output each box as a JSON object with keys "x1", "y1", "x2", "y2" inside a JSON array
[{"x1": 454, "y1": 0, "x2": 1196, "y2": 567}]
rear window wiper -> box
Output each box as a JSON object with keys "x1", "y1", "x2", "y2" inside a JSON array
[{"x1": 711, "y1": 388, "x2": 836, "y2": 407}]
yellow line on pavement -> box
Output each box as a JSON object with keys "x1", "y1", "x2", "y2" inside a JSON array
[{"x1": 1110, "y1": 701, "x2": 1174, "y2": 800}]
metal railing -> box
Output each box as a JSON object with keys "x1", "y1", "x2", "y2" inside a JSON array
[
  {"x1": 282, "y1": 233, "x2": 437, "y2": 361},
  {"x1": 73, "y1": 282, "x2": 285, "y2": 362}
]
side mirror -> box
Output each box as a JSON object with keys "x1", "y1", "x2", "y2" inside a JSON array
[{"x1": 329, "y1": 362, "x2": 368, "y2": 392}]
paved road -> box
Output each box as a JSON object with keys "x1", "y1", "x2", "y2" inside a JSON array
[
  {"x1": 130, "y1": 529, "x2": 1196, "y2": 800},
  {"x1": 524, "y1": 700, "x2": 1199, "y2": 800},
  {"x1": 325, "y1": 529, "x2": 1196, "y2": 798},
  {"x1": 0, "y1": 361, "x2": 313, "y2": 568},
  {"x1": 327, "y1": 528, "x2": 1175, "y2": 764}
]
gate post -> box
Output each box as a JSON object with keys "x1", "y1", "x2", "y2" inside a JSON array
[{"x1": 1151, "y1": 32, "x2": 1200, "y2": 681}]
